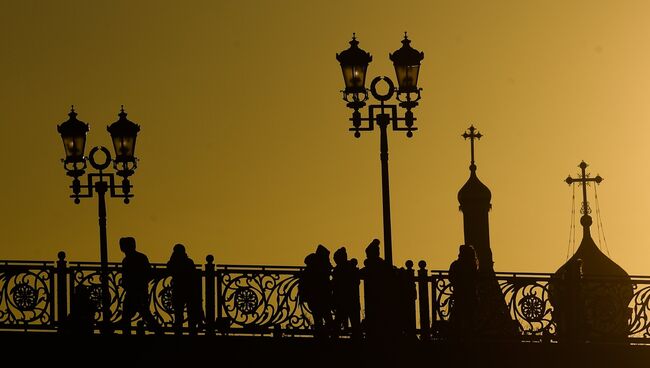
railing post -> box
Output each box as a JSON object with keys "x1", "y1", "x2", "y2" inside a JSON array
[
  {"x1": 404, "y1": 260, "x2": 416, "y2": 338},
  {"x1": 205, "y1": 255, "x2": 215, "y2": 335},
  {"x1": 417, "y1": 260, "x2": 430, "y2": 340},
  {"x1": 56, "y1": 251, "x2": 68, "y2": 328},
  {"x1": 216, "y1": 265, "x2": 224, "y2": 321}
]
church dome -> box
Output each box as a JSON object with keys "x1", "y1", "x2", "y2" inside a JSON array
[
  {"x1": 556, "y1": 231, "x2": 628, "y2": 278},
  {"x1": 550, "y1": 214, "x2": 632, "y2": 341},
  {"x1": 458, "y1": 165, "x2": 492, "y2": 209}
]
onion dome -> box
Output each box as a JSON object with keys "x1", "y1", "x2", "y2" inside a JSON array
[
  {"x1": 555, "y1": 216, "x2": 629, "y2": 278},
  {"x1": 551, "y1": 163, "x2": 632, "y2": 341},
  {"x1": 458, "y1": 165, "x2": 492, "y2": 211}
]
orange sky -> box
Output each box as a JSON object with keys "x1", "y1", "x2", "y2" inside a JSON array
[{"x1": 2, "y1": 1, "x2": 650, "y2": 274}]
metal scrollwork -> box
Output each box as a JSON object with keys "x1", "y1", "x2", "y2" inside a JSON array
[
  {"x1": 234, "y1": 287, "x2": 259, "y2": 315},
  {"x1": 150, "y1": 275, "x2": 177, "y2": 326},
  {"x1": 500, "y1": 278, "x2": 555, "y2": 336},
  {"x1": 11, "y1": 283, "x2": 37, "y2": 311},
  {"x1": 159, "y1": 286, "x2": 174, "y2": 314},
  {"x1": 432, "y1": 277, "x2": 453, "y2": 321},
  {"x1": 87, "y1": 284, "x2": 104, "y2": 311},
  {"x1": 0, "y1": 267, "x2": 53, "y2": 327},
  {"x1": 519, "y1": 294, "x2": 545, "y2": 322},
  {"x1": 73, "y1": 268, "x2": 124, "y2": 323},
  {"x1": 219, "y1": 270, "x2": 312, "y2": 331},
  {"x1": 629, "y1": 282, "x2": 650, "y2": 338}
]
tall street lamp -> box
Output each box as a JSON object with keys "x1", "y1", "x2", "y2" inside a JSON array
[
  {"x1": 336, "y1": 33, "x2": 424, "y2": 266},
  {"x1": 57, "y1": 106, "x2": 140, "y2": 333}
]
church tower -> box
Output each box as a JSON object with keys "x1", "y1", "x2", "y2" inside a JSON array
[
  {"x1": 457, "y1": 125, "x2": 494, "y2": 272},
  {"x1": 456, "y1": 125, "x2": 514, "y2": 336},
  {"x1": 551, "y1": 161, "x2": 632, "y2": 341}
]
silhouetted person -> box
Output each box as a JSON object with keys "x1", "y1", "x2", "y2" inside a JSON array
[
  {"x1": 361, "y1": 239, "x2": 396, "y2": 341},
  {"x1": 119, "y1": 236, "x2": 162, "y2": 335},
  {"x1": 60, "y1": 285, "x2": 95, "y2": 336},
  {"x1": 299, "y1": 244, "x2": 333, "y2": 338},
  {"x1": 332, "y1": 247, "x2": 361, "y2": 338},
  {"x1": 449, "y1": 244, "x2": 479, "y2": 339},
  {"x1": 395, "y1": 265, "x2": 417, "y2": 339},
  {"x1": 167, "y1": 243, "x2": 204, "y2": 335}
]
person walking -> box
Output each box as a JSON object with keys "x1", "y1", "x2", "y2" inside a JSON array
[{"x1": 120, "y1": 236, "x2": 162, "y2": 335}]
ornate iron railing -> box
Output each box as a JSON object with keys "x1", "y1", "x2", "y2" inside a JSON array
[
  {"x1": 68, "y1": 261, "x2": 191, "y2": 329},
  {"x1": 216, "y1": 265, "x2": 311, "y2": 336},
  {"x1": 0, "y1": 261, "x2": 55, "y2": 330},
  {"x1": 2, "y1": 253, "x2": 650, "y2": 344}
]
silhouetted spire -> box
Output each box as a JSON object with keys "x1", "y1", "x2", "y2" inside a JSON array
[
  {"x1": 458, "y1": 125, "x2": 491, "y2": 212},
  {"x1": 560, "y1": 161, "x2": 627, "y2": 277},
  {"x1": 457, "y1": 125, "x2": 492, "y2": 271},
  {"x1": 552, "y1": 161, "x2": 632, "y2": 341},
  {"x1": 565, "y1": 161, "x2": 602, "y2": 241},
  {"x1": 455, "y1": 126, "x2": 515, "y2": 337}
]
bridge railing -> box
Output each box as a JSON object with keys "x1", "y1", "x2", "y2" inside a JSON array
[
  {"x1": 0, "y1": 260, "x2": 56, "y2": 331},
  {"x1": 2, "y1": 253, "x2": 650, "y2": 343}
]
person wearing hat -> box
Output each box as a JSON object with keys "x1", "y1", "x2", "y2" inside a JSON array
[
  {"x1": 299, "y1": 244, "x2": 334, "y2": 338},
  {"x1": 361, "y1": 238, "x2": 395, "y2": 340}
]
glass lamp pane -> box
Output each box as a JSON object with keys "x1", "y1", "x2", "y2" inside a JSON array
[
  {"x1": 112, "y1": 135, "x2": 136, "y2": 162},
  {"x1": 341, "y1": 64, "x2": 367, "y2": 93},
  {"x1": 394, "y1": 64, "x2": 420, "y2": 92},
  {"x1": 62, "y1": 133, "x2": 86, "y2": 161}
]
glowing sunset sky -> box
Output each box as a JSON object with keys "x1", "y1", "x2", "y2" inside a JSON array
[{"x1": 2, "y1": 1, "x2": 650, "y2": 274}]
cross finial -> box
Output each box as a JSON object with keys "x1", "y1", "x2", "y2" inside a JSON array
[
  {"x1": 462, "y1": 125, "x2": 483, "y2": 169},
  {"x1": 565, "y1": 160, "x2": 603, "y2": 221}
]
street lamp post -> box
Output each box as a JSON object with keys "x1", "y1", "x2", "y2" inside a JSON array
[
  {"x1": 57, "y1": 106, "x2": 140, "y2": 333},
  {"x1": 336, "y1": 33, "x2": 424, "y2": 267}
]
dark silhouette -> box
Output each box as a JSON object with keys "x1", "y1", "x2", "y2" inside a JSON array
[
  {"x1": 457, "y1": 126, "x2": 516, "y2": 337},
  {"x1": 336, "y1": 35, "x2": 425, "y2": 268},
  {"x1": 299, "y1": 244, "x2": 333, "y2": 338},
  {"x1": 551, "y1": 161, "x2": 633, "y2": 342},
  {"x1": 449, "y1": 244, "x2": 479, "y2": 338},
  {"x1": 361, "y1": 239, "x2": 397, "y2": 341},
  {"x1": 551, "y1": 258, "x2": 586, "y2": 342},
  {"x1": 395, "y1": 264, "x2": 417, "y2": 339},
  {"x1": 332, "y1": 247, "x2": 361, "y2": 338},
  {"x1": 119, "y1": 236, "x2": 162, "y2": 335},
  {"x1": 59, "y1": 284, "x2": 95, "y2": 335},
  {"x1": 167, "y1": 243, "x2": 204, "y2": 335}
]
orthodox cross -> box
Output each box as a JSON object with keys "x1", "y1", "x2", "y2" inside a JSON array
[
  {"x1": 462, "y1": 125, "x2": 482, "y2": 167},
  {"x1": 565, "y1": 161, "x2": 603, "y2": 215}
]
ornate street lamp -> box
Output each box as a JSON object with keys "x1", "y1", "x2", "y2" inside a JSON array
[
  {"x1": 57, "y1": 107, "x2": 89, "y2": 165},
  {"x1": 390, "y1": 33, "x2": 424, "y2": 94},
  {"x1": 336, "y1": 33, "x2": 373, "y2": 95},
  {"x1": 107, "y1": 107, "x2": 140, "y2": 180},
  {"x1": 57, "y1": 105, "x2": 141, "y2": 334},
  {"x1": 336, "y1": 33, "x2": 424, "y2": 266}
]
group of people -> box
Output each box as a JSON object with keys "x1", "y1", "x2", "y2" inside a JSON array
[
  {"x1": 60, "y1": 237, "x2": 203, "y2": 336},
  {"x1": 298, "y1": 240, "x2": 482, "y2": 340},
  {"x1": 299, "y1": 239, "x2": 417, "y2": 340},
  {"x1": 299, "y1": 244, "x2": 361, "y2": 338},
  {"x1": 60, "y1": 235, "x2": 482, "y2": 339}
]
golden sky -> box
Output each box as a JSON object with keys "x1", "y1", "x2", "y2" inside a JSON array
[{"x1": 2, "y1": 1, "x2": 650, "y2": 274}]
